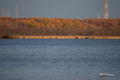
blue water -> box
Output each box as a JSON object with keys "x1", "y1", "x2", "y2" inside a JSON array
[{"x1": 0, "y1": 39, "x2": 120, "y2": 80}]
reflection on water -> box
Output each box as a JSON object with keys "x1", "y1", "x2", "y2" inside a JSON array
[{"x1": 0, "y1": 39, "x2": 120, "y2": 80}]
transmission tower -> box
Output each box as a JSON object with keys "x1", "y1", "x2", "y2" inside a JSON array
[
  {"x1": 98, "y1": 13, "x2": 100, "y2": 19},
  {"x1": 104, "y1": 0, "x2": 109, "y2": 19},
  {"x1": 0, "y1": 8, "x2": 6, "y2": 17},
  {"x1": 7, "y1": 11, "x2": 9, "y2": 17},
  {"x1": 15, "y1": 5, "x2": 19, "y2": 18}
]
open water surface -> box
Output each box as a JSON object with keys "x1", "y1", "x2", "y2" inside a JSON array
[{"x1": 0, "y1": 39, "x2": 120, "y2": 80}]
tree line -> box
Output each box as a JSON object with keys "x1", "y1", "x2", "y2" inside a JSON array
[{"x1": 0, "y1": 17, "x2": 120, "y2": 36}]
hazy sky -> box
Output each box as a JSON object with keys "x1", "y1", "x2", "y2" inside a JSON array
[{"x1": 0, "y1": 0, "x2": 120, "y2": 19}]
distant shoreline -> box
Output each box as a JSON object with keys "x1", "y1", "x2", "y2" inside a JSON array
[{"x1": 10, "y1": 36, "x2": 120, "y2": 39}]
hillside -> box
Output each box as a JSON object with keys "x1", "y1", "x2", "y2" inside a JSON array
[{"x1": 0, "y1": 17, "x2": 120, "y2": 36}]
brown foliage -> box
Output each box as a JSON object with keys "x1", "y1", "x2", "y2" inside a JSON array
[
  {"x1": 0, "y1": 17, "x2": 120, "y2": 36},
  {"x1": 80, "y1": 18, "x2": 120, "y2": 28}
]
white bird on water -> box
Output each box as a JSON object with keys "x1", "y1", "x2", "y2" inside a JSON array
[{"x1": 99, "y1": 73, "x2": 114, "y2": 76}]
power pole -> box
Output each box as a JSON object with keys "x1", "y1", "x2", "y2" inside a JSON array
[{"x1": 15, "y1": 5, "x2": 19, "y2": 18}]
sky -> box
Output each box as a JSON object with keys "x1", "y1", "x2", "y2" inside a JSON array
[{"x1": 0, "y1": 0, "x2": 120, "y2": 19}]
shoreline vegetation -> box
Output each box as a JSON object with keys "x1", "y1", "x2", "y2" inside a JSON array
[
  {"x1": 16, "y1": 36, "x2": 120, "y2": 39},
  {"x1": 0, "y1": 35, "x2": 17, "y2": 39},
  {"x1": 0, "y1": 17, "x2": 120, "y2": 39},
  {"x1": 0, "y1": 35, "x2": 120, "y2": 39}
]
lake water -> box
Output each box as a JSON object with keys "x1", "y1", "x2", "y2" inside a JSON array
[{"x1": 0, "y1": 39, "x2": 120, "y2": 80}]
